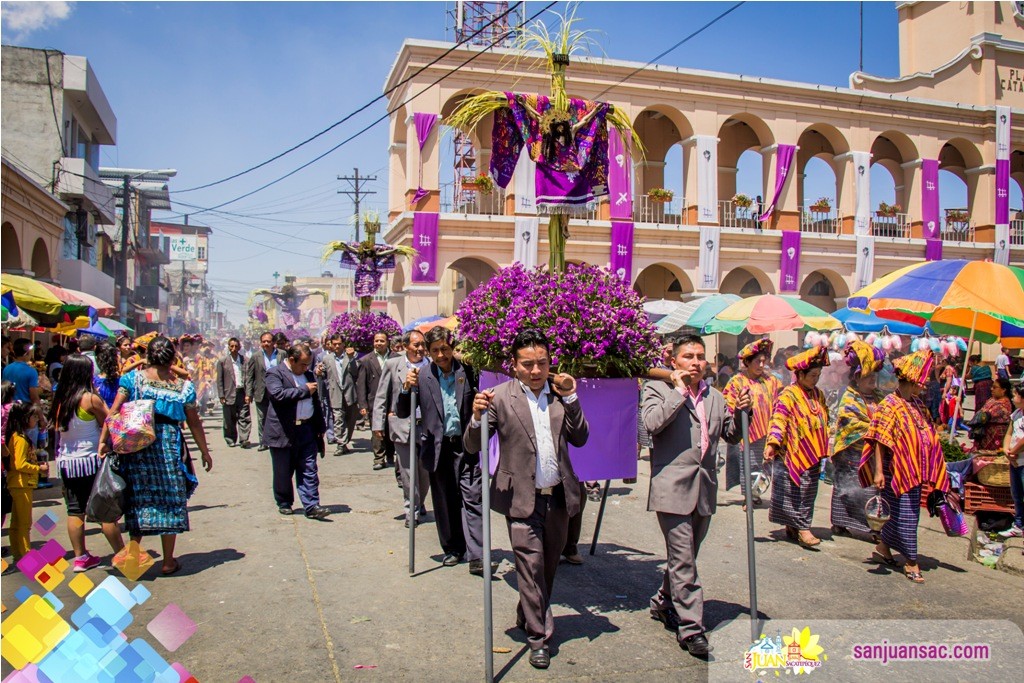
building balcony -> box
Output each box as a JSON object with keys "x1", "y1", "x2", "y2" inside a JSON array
[
  {"x1": 440, "y1": 183, "x2": 507, "y2": 216},
  {"x1": 135, "y1": 284, "x2": 168, "y2": 311},
  {"x1": 940, "y1": 220, "x2": 975, "y2": 243},
  {"x1": 871, "y1": 212, "x2": 910, "y2": 239},
  {"x1": 800, "y1": 209, "x2": 839, "y2": 235},
  {"x1": 55, "y1": 157, "x2": 116, "y2": 225},
  {"x1": 137, "y1": 235, "x2": 171, "y2": 266},
  {"x1": 1011, "y1": 220, "x2": 1024, "y2": 247},
  {"x1": 634, "y1": 195, "x2": 686, "y2": 226},
  {"x1": 718, "y1": 200, "x2": 762, "y2": 229}
]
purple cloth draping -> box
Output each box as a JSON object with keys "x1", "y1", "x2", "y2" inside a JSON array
[
  {"x1": 411, "y1": 212, "x2": 439, "y2": 283},
  {"x1": 610, "y1": 221, "x2": 634, "y2": 283},
  {"x1": 412, "y1": 113, "x2": 439, "y2": 206},
  {"x1": 780, "y1": 230, "x2": 801, "y2": 292},
  {"x1": 759, "y1": 144, "x2": 796, "y2": 222},
  {"x1": 925, "y1": 239, "x2": 943, "y2": 262},
  {"x1": 608, "y1": 127, "x2": 633, "y2": 220},
  {"x1": 478, "y1": 373, "x2": 639, "y2": 480},
  {"x1": 921, "y1": 159, "x2": 940, "y2": 239},
  {"x1": 996, "y1": 158, "x2": 1010, "y2": 225}
]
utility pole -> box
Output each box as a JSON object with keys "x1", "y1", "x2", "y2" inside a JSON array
[
  {"x1": 181, "y1": 215, "x2": 189, "y2": 332},
  {"x1": 338, "y1": 168, "x2": 377, "y2": 243},
  {"x1": 119, "y1": 175, "x2": 131, "y2": 324}
]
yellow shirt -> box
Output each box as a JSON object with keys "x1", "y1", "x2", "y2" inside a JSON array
[{"x1": 7, "y1": 433, "x2": 40, "y2": 489}]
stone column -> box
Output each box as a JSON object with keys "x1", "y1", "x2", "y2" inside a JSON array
[{"x1": 967, "y1": 165, "x2": 995, "y2": 243}]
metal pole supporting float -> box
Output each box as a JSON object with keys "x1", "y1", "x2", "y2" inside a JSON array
[
  {"x1": 481, "y1": 416, "x2": 494, "y2": 683},
  {"x1": 740, "y1": 410, "x2": 759, "y2": 643},
  {"x1": 408, "y1": 388, "x2": 418, "y2": 575},
  {"x1": 588, "y1": 480, "x2": 612, "y2": 556}
]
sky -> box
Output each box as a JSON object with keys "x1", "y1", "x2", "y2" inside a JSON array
[{"x1": 1, "y1": 0, "x2": 962, "y2": 324}]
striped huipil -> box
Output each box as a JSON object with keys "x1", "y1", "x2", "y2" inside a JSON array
[
  {"x1": 766, "y1": 385, "x2": 829, "y2": 530},
  {"x1": 723, "y1": 372, "x2": 782, "y2": 492}
]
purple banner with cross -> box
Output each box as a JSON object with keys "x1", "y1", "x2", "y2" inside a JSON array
[
  {"x1": 610, "y1": 221, "x2": 634, "y2": 283},
  {"x1": 479, "y1": 372, "x2": 639, "y2": 480},
  {"x1": 412, "y1": 113, "x2": 438, "y2": 206},
  {"x1": 411, "y1": 212, "x2": 439, "y2": 283},
  {"x1": 921, "y1": 159, "x2": 940, "y2": 239},
  {"x1": 608, "y1": 127, "x2": 633, "y2": 220},
  {"x1": 780, "y1": 230, "x2": 801, "y2": 292},
  {"x1": 925, "y1": 238, "x2": 943, "y2": 262}
]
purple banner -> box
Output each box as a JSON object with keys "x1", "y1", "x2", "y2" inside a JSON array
[
  {"x1": 608, "y1": 127, "x2": 632, "y2": 220},
  {"x1": 479, "y1": 372, "x2": 639, "y2": 480},
  {"x1": 780, "y1": 230, "x2": 801, "y2": 292},
  {"x1": 610, "y1": 221, "x2": 634, "y2": 283},
  {"x1": 921, "y1": 159, "x2": 940, "y2": 239},
  {"x1": 759, "y1": 144, "x2": 796, "y2": 222},
  {"x1": 412, "y1": 113, "x2": 439, "y2": 206},
  {"x1": 411, "y1": 212, "x2": 439, "y2": 283},
  {"x1": 925, "y1": 238, "x2": 943, "y2": 262},
  {"x1": 996, "y1": 158, "x2": 1010, "y2": 225}
]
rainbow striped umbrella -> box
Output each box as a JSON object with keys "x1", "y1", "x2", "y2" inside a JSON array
[
  {"x1": 703, "y1": 295, "x2": 840, "y2": 335},
  {"x1": 848, "y1": 260, "x2": 1024, "y2": 330}
]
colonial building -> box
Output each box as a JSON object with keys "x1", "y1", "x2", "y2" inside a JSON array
[{"x1": 380, "y1": 1, "x2": 1023, "y2": 354}]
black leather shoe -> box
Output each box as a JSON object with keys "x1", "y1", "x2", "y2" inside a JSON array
[
  {"x1": 529, "y1": 646, "x2": 550, "y2": 669},
  {"x1": 649, "y1": 606, "x2": 681, "y2": 631},
  {"x1": 679, "y1": 633, "x2": 712, "y2": 656},
  {"x1": 442, "y1": 553, "x2": 462, "y2": 567},
  {"x1": 305, "y1": 505, "x2": 330, "y2": 520},
  {"x1": 278, "y1": 506, "x2": 292, "y2": 515}
]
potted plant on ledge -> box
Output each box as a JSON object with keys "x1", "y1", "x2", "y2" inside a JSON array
[
  {"x1": 647, "y1": 188, "x2": 674, "y2": 203},
  {"x1": 732, "y1": 193, "x2": 753, "y2": 209},
  {"x1": 945, "y1": 209, "x2": 969, "y2": 224},
  {"x1": 463, "y1": 172, "x2": 495, "y2": 194},
  {"x1": 810, "y1": 197, "x2": 831, "y2": 212},
  {"x1": 877, "y1": 201, "x2": 902, "y2": 217}
]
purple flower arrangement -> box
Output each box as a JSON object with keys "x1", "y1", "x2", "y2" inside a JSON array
[
  {"x1": 327, "y1": 312, "x2": 402, "y2": 352},
  {"x1": 269, "y1": 327, "x2": 313, "y2": 343},
  {"x1": 455, "y1": 263, "x2": 662, "y2": 377}
]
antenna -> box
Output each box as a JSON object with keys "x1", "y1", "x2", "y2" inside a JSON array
[{"x1": 446, "y1": 1, "x2": 524, "y2": 47}]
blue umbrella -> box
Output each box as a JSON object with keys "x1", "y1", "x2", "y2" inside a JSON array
[
  {"x1": 832, "y1": 307, "x2": 924, "y2": 335},
  {"x1": 403, "y1": 315, "x2": 444, "y2": 332}
]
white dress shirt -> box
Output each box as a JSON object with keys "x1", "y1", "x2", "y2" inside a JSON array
[
  {"x1": 520, "y1": 381, "x2": 561, "y2": 489},
  {"x1": 291, "y1": 370, "x2": 314, "y2": 420}
]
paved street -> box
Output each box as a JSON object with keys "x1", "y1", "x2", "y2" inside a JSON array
[{"x1": 4, "y1": 412, "x2": 1023, "y2": 682}]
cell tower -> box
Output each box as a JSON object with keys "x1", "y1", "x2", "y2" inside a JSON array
[{"x1": 447, "y1": 2, "x2": 524, "y2": 209}]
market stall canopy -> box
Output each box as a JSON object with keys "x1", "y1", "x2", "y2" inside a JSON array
[
  {"x1": 98, "y1": 317, "x2": 133, "y2": 334},
  {"x1": 703, "y1": 294, "x2": 840, "y2": 335},
  {"x1": 1, "y1": 274, "x2": 64, "y2": 317},
  {"x1": 39, "y1": 283, "x2": 114, "y2": 316},
  {"x1": 642, "y1": 299, "x2": 681, "y2": 323},
  {"x1": 415, "y1": 315, "x2": 457, "y2": 334},
  {"x1": 403, "y1": 315, "x2": 444, "y2": 333},
  {"x1": 654, "y1": 294, "x2": 741, "y2": 335},
  {"x1": 831, "y1": 307, "x2": 924, "y2": 335}
]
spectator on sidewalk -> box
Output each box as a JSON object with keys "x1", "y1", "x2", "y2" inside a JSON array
[{"x1": 2, "y1": 339, "x2": 40, "y2": 404}]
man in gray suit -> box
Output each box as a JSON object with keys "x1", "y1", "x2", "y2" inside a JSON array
[
  {"x1": 373, "y1": 329, "x2": 430, "y2": 525},
  {"x1": 464, "y1": 329, "x2": 589, "y2": 670},
  {"x1": 245, "y1": 332, "x2": 284, "y2": 452},
  {"x1": 216, "y1": 337, "x2": 251, "y2": 448},
  {"x1": 324, "y1": 334, "x2": 360, "y2": 455},
  {"x1": 642, "y1": 334, "x2": 750, "y2": 657},
  {"x1": 356, "y1": 332, "x2": 396, "y2": 470}
]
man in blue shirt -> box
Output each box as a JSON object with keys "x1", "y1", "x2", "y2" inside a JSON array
[
  {"x1": 2, "y1": 339, "x2": 40, "y2": 404},
  {"x1": 397, "y1": 326, "x2": 484, "y2": 573}
]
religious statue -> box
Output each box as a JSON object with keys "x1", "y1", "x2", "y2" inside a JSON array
[
  {"x1": 249, "y1": 278, "x2": 328, "y2": 330},
  {"x1": 446, "y1": 7, "x2": 643, "y2": 273},
  {"x1": 324, "y1": 210, "x2": 415, "y2": 312}
]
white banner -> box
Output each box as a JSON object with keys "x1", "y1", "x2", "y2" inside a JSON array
[
  {"x1": 513, "y1": 216, "x2": 539, "y2": 269},
  {"x1": 696, "y1": 135, "x2": 718, "y2": 224},
  {"x1": 852, "y1": 151, "x2": 872, "y2": 236},
  {"x1": 997, "y1": 105, "x2": 1011, "y2": 160},
  {"x1": 855, "y1": 235, "x2": 875, "y2": 290},
  {"x1": 513, "y1": 145, "x2": 537, "y2": 214},
  {"x1": 698, "y1": 225, "x2": 720, "y2": 291},
  {"x1": 995, "y1": 223, "x2": 1010, "y2": 266}
]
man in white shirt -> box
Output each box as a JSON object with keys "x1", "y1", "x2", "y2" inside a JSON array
[
  {"x1": 464, "y1": 329, "x2": 589, "y2": 670},
  {"x1": 996, "y1": 347, "x2": 1011, "y2": 381},
  {"x1": 216, "y1": 337, "x2": 251, "y2": 448}
]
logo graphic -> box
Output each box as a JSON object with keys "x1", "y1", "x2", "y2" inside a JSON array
[
  {"x1": 786, "y1": 247, "x2": 796, "y2": 260},
  {"x1": 615, "y1": 153, "x2": 625, "y2": 167},
  {"x1": 418, "y1": 261, "x2": 430, "y2": 275},
  {"x1": 744, "y1": 627, "x2": 826, "y2": 675},
  {"x1": 703, "y1": 149, "x2": 711, "y2": 162},
  {"x1": 615, "y1": 267, "x2": 626, "y2": 280}
]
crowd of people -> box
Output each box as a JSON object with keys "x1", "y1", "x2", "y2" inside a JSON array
[{"x1": 1, "y1": 326, "x2": 1022, "y2": 670}]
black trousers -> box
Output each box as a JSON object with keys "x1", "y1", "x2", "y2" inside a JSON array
[
  {"x1": 222, "y1": 389, "x2": 250, "y2": 443},
  {"x1": 428, "y1": 436, "x2": 468, "y2": 557},
  {"x1": 270, "y1": 424, "x2": 320, "y2": 513}
]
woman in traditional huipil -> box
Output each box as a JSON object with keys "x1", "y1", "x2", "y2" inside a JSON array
[
  {"x1": 859, "y1": 349, "x2": 949, "y2": 584},
  {"x1": 723, "y1": 338, "x2": 782, "y2": 503},
  {"x1": 764, "y1": 346, "x2": 830, "y2": 549},
  {"x1": 829, "y1": 341, "x2": 884, "y2": 538}
]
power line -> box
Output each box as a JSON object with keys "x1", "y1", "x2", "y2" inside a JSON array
[
  {"x1": 337, "y1": 168, "x2": 376, "y2": 242},
  {"x1": 171, "y1": 2, "x2": 525, "y2": 194},
  {"x1": 180, "y1": 1, "x2": 557, "y2": 218}
]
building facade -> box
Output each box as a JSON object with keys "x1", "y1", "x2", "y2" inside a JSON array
[
  {"x1": 1, "y1": 46, "x2": 118, "y2": 304},
  {"x1": 380, "y1": 1, "x2": 1024, "y2": 355},
  {"x1": 150, "y1": 221, "x2": 213, "y2": 336}
]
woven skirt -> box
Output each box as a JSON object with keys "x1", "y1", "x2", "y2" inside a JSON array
[
  {"x1": 829, "y1": 446, "x2": 874, "y2": 534},
  {"x1": 769, "y1": 460, "x2": 820, "y2": 530},
  {"x1": 120, "y1": 422, "x2": 190, "y2": 537},
  {"x1": 879, "y1": 481, "x2": 922, "y2": 563},
  {"x1": 725, "y1": 436, "x2": 765, "y2": 494}
]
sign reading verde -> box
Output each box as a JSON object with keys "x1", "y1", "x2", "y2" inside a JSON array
[{"x1": 169, "y1": 235, "x2": 198, "y2": 261}]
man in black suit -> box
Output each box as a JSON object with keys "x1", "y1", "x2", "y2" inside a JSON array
[
  {"x1": 356, "y1": 332, "x2": 395, "y2": 470},
  {"x1": 464, "y1": 329, "x2": 589, "y2": 669},
  {"x1": 398, "y1": 326, "x2": 487, "y2": 573},
  {"x1": 216, "y1": 337, "x2": 251, "y2": 448},
  {"x1": 245, "y1": 332, "x2": 284, "y2": 452},
  {"x1": 264, "y1": 343, "x2": 329, "y2": 520}
]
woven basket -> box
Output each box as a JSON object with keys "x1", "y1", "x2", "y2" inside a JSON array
[{"x1": 976, "y1": 461, "x2": 1011, "y2": 488}]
